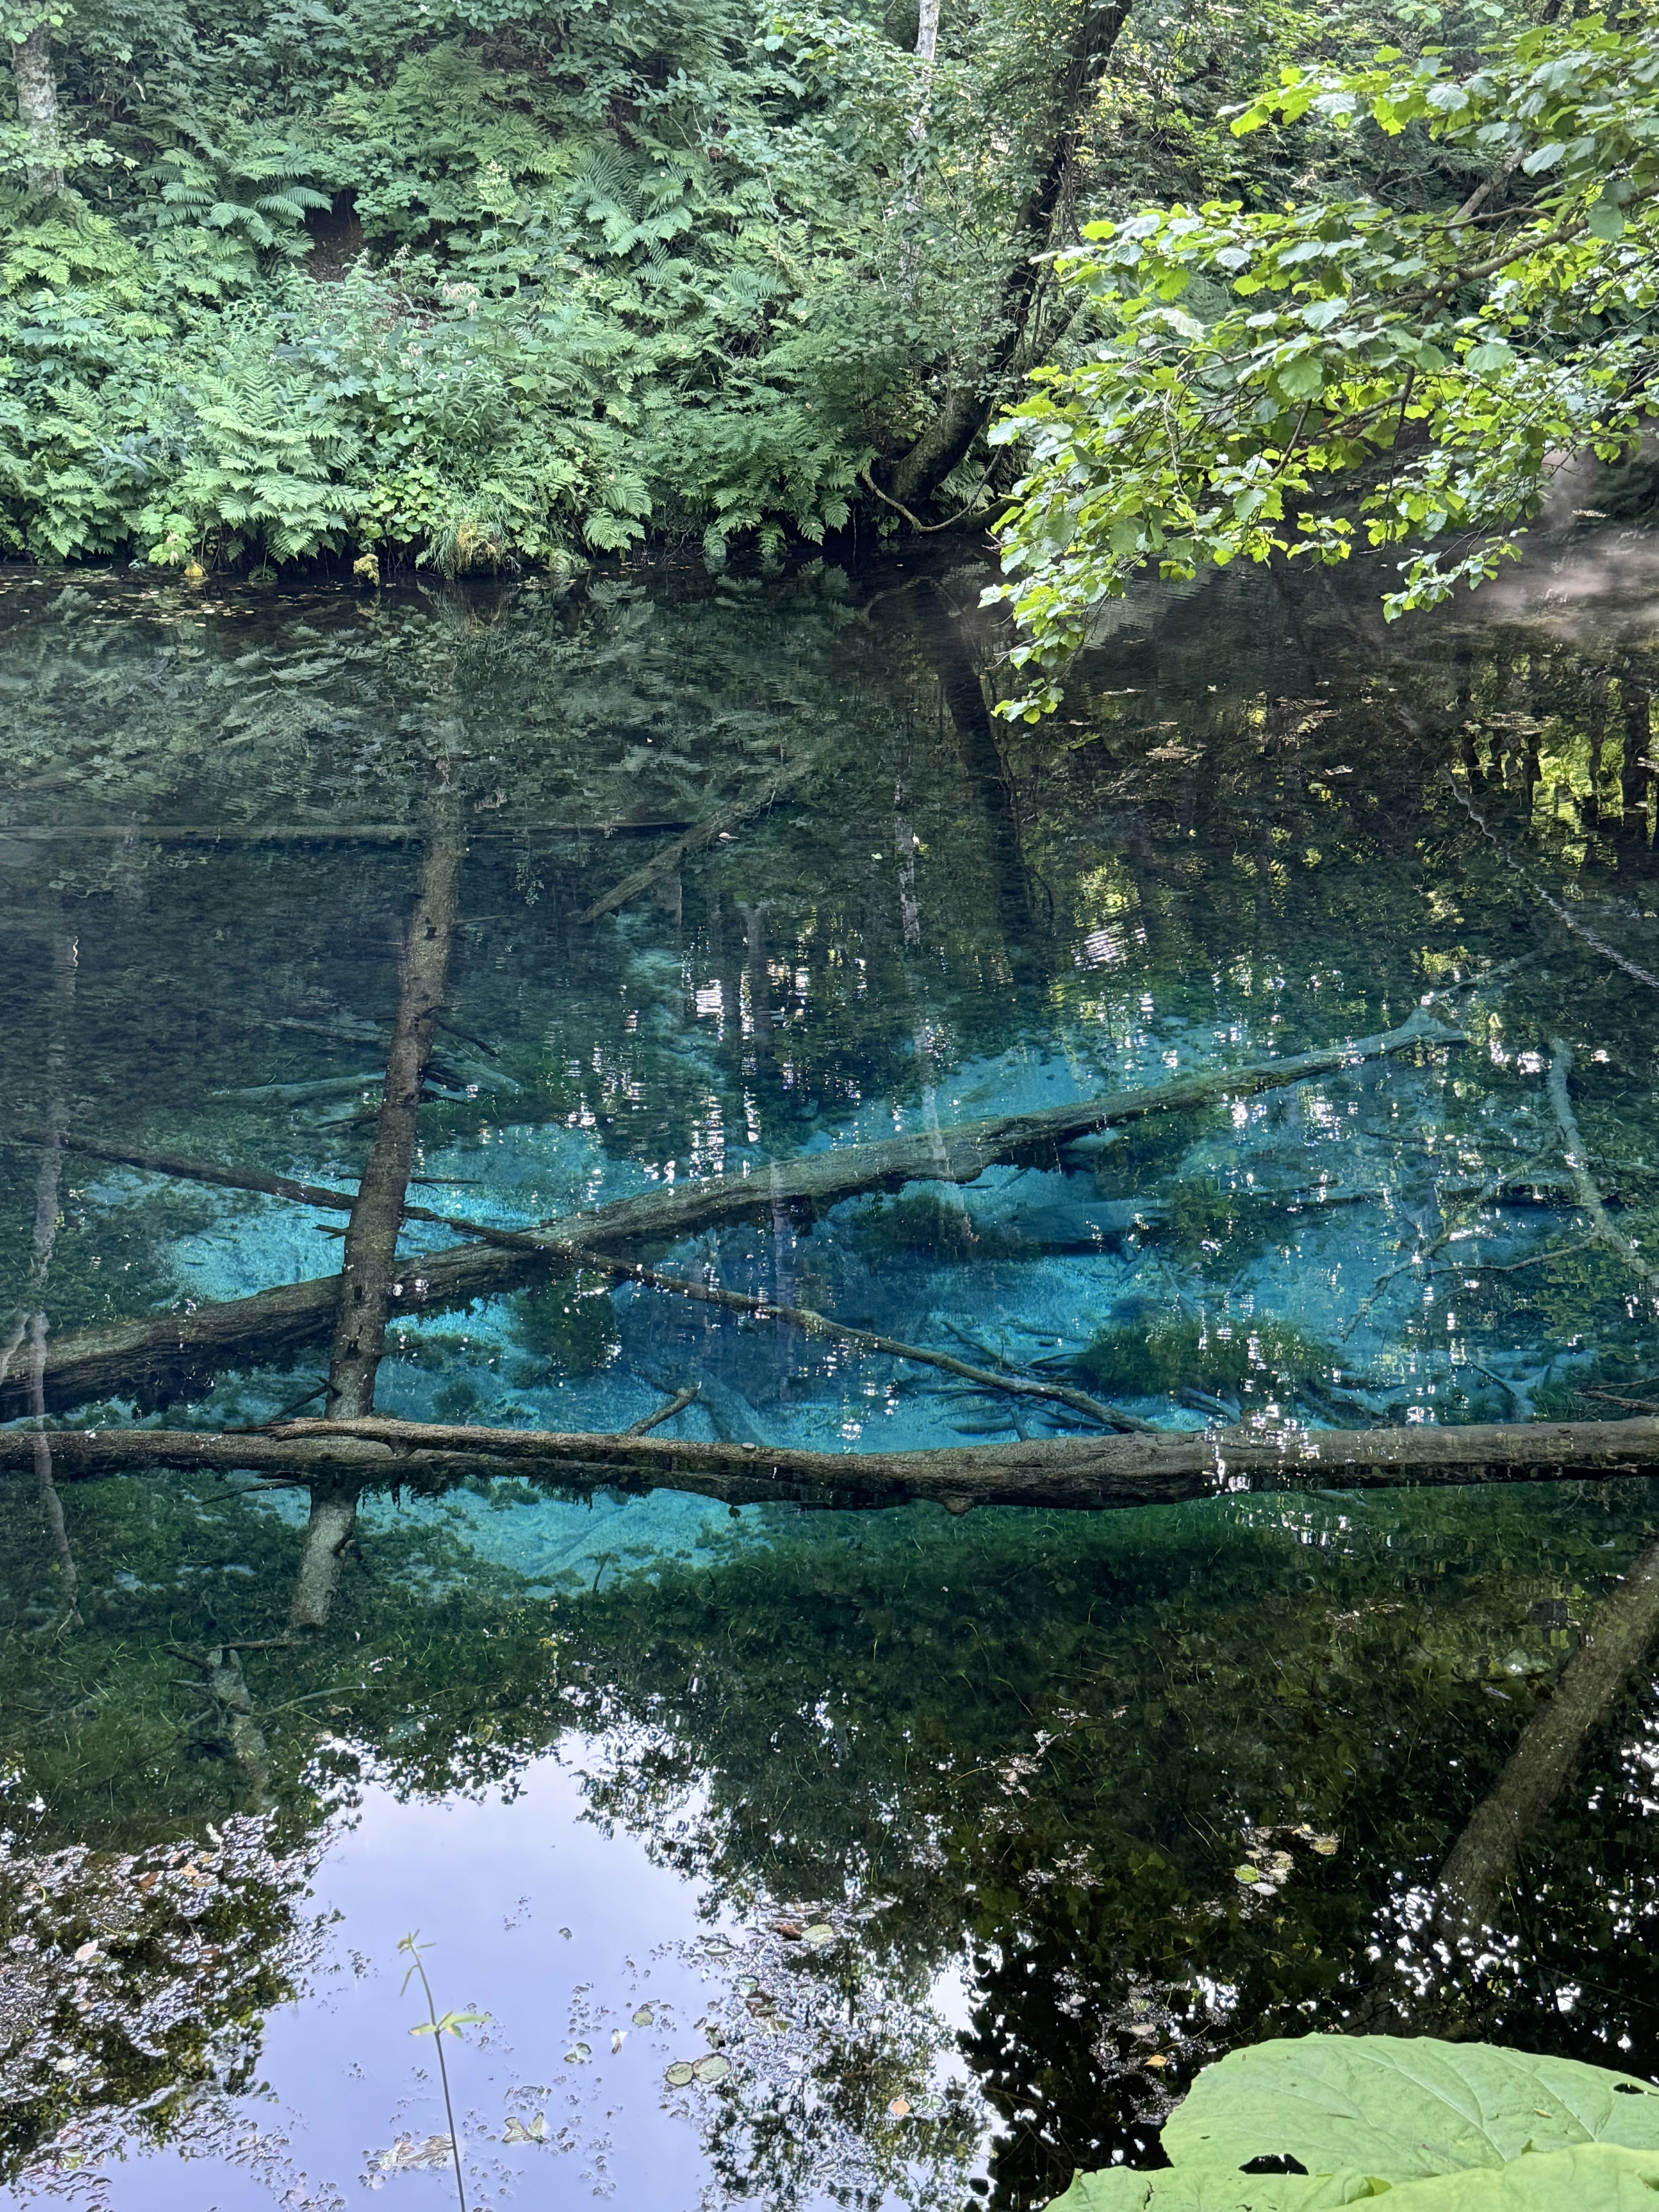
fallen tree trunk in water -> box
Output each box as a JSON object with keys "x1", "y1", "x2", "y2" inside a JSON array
[
  {"x1": 576, "y1": 757, "x2": 817, "y2": 925},
  {"x1": 0, "y1": 1008, "x2": 1461, "y2": 1421},
  {"x1": 6, "y1": 1408, "x2": 1659, "y2": 1516},
  {"x1": 290, "y1": 787, "x2": 464, "y2": 1629}
]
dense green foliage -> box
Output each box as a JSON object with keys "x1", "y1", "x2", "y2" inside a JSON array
[
  {"x1": 992, "y1": 6, "x2": 1659, "y2": 713},
  {"x1": 0, "y1": 0, "x2": 1557, "y2": 575}
]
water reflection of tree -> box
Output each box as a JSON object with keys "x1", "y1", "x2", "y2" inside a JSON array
[
  {"x1": 569, "y1": 1487, "x2": 1659, "y2": 2200},
  {"x1": 6, "y1": 1464, "x2": 1659, "y2": 2203},
  {"x1": 0, "y1": 1811, "x2": 322, "y2": 2194},
  {"x1": 8, "y1": 552, "x2": 1659, "y2": 2202}
]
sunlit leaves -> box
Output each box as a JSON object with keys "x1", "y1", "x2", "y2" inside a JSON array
[{"x1": 987, "y1": 16, "x2": 1659, "y2": 718}]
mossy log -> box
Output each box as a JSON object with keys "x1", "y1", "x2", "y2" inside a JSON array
[
  {"x1": 5, "y1": 1409, "x2": 1659, "y2": 1517},
  {"x1": 0, "y1": 1008, "x2": 1460, "y2": 1422}
]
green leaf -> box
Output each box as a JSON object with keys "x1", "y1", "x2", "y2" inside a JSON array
[
  {"x1": 410, "y1": 2009, "x2": 489, "y2": 2037},
  {"x1": 1162, "y1": 2035, "x2": 1659, "y2": 2183},
  {"x1": 1587, "y1": 201, "x2": 1625, "y2": 241},
  {"x1": 1380, "y1": 2145, "x2": 1659, "y2": 2208},
  {"x1": 1464, "y1": 343, "x2": 1515, "y2": 373},
  {"x1": 1277, "y1": 356, "x2": 1326, "y2": 399},
  {"x1": 1050, "y1": 2144, "x2": 1659, "y2": 2211},
  {"x1": 1048, "y1": 2167, "x2": 1386, "y2": 2208}
]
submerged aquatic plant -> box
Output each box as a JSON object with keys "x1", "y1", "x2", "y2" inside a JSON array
[
  {"x1": 397, "y1": 1932, "x2": 488, "y2": 2212},
  {"x1": 1074, "y1": 1314, "x2": 1339, "y2": 1412},
  {"x1": 510, "y1": 1273, "x2": 621, "y2": 1376}
]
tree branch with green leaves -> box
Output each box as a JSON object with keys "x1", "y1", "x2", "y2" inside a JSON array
[{"x1": 987, "y1": 10, "x2": 1659, "y2": 718}]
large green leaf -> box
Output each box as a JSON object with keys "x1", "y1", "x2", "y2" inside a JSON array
[
  {"x1": 1049, "y1": 2167, "x2": 1387, "y2": 2208},
  {"x1": 1163, "y1": 2037, "x2": 1659, "y2": 2181},
  {"x1": 1052, "y1": 2144, "x2": 1659, "y2": 2211}
]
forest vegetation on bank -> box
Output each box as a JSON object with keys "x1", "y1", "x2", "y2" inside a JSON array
[{"x1": 5, "y1": 0, "x2": 1630, "y2": 591}]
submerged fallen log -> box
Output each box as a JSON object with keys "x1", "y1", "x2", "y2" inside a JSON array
[
  {"x1": 1435, "y1": 1529, "x2": 1659, "y2": 1936},
  {"x1": 0, "y1": 1007, "x2": 1461, "y2": 1421},
  {"x1": 292, "y1": 788, "x2": 464, "y2": 1630},
  {"x1": 577, "y1": 757, "x2": 818, "y2": 925},
  {"x1": 1354, "y1": 1524, "x2": 1659, "y2": 2030},
  {"x1": 6, "y1": 1408, "x2": 1659, "y2": 1516}
]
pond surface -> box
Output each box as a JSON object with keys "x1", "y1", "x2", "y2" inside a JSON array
[{"x1": 3, "y1": 535, "x2": 1659, "y2": 2210}]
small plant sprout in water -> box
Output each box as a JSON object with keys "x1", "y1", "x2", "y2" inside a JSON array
[{"x1": 397, "y1": 1932, "x2": 489, "y2": 2212}]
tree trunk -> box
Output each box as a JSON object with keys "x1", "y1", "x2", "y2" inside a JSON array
[
  {"x1": 13, "y1": 24, "x2": 64, "y2": 201},
  {"x1": 286, "y1": 1482, "x2": 365, "y2": 1635},
  {"x1": 324, "y1": 788, "x2": 464, "y2": 1422},
  {"x1": 885, "y1": 0, "x2": 1133, "y2": 509},
  {"x1": 289, "y1": 790, "x2": 464, "y2": 1630},
  {"x1": 13, "y1": 1406, "x2": 1659, "y2": 1519}
]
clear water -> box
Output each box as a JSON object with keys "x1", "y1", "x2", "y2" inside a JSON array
[{"x1": 4, "y1": 537, "x2": 1659, "y2": 2210}]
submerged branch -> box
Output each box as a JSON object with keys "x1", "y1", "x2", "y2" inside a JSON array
[
  {"x1": 1434, "y1": 1532, "x2": 1659, "y2": 1940},
  {"x1": 577, "y1": 757, "x2": 818, "y2": 925},
  {"x1": 624, "y1": 1383, "x2": 701, "y2": 1436},
  {"x1": 3, "y1": 1129, "x2": 498, "y2": 1239},
  {"x1": 1, "y1": 1007, "x2": 1462, "y2": 1422},
  {"x1": 8, "y1": 932, "x2": 83, "y2": 1629},
  {"x1": 1546, "y1": 1038, "x2": 1659, "y2": 1295},
  {"x1": 1355, "y1": 1529, "x2": 1659, "y2": 2032},
  {"x1": 591, "y1": 1251, "x2": 1157, "y2": 1432},
  {"x1": 1446, "y1": 772, "x2": 1659, "y2": 996}
]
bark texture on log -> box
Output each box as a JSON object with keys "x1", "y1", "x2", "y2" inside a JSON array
[
  {"x1": 1, "y1": 1010, "x2": 1460, "y2": 1422},
  {"x1": 7, "y1": 1408, "x2": 1659, "y2": 1517}
]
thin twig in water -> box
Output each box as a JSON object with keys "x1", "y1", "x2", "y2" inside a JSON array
[
  {"x1": 591, "y1": 1251, "x2": 1157, "y2": 1433},
  {"x1": 1469, "y1": 1237, "x2": 1601, "y2": 1275},
  {"x1": 397, "y1": 1932, "x2": 487, "y2": 2212},
  {"x1": 1447, "y1": 771, "x2": 1659, "y2": 995}
]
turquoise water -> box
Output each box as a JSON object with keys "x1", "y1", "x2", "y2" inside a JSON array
[{"x1": 3, "y1": 539, "x2": 1659, "y2": 2209}]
